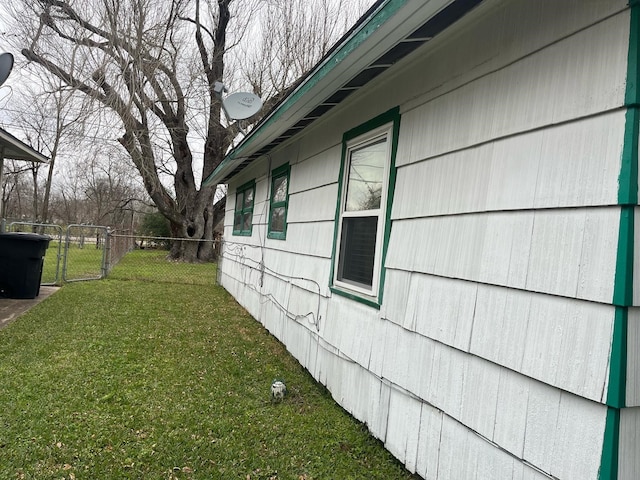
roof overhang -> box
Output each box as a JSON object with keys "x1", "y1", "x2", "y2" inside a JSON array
[
  {"x1": 203, "y1": 0, "x2": 484, "y2": 186},
  {"x1": 0, "y1": 127, "x2": 48, "y2": 163}
]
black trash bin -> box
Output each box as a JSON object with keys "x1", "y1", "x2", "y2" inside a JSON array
[{"x1": 0, "y1": 232, "x2": 51, "y2": 299}]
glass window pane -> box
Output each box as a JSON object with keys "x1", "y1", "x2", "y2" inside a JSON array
[
  {"x1": 272, "y1": 176, "x2": 288, "y2": 203},
  {"x1": 270, "y1": 207, "x2": 285, "y2": 233},
  {"x1": 337, "y1": 216, "x2": 378, "y2": 287},
  {"x1": 235, "y1": 192, "x2": 243, "y2": 211},
  {"x1": 244, "y1": 188, "x2": 254, "y2": 208},
  {"x1": 234, "y1": 213, "x2": 243, "y2": 231},
  {"x1": 243, "y1": 211, "x2": 252, "y2": 231},
  {"x1": 345, "y1": 138, "x2": 386, "y2": 212}
]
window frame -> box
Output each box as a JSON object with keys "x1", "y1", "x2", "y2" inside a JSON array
[
  {"x1": 330, "y1": 107, "x2": 401, "y2": 308},
  {"x1": 267, "y1": 163, "x2": 290, "y2": 240},
  {"x1": 232, "y1": 179, "x2": 256, "y2": 236}
]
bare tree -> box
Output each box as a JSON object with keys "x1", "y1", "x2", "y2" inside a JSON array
[
  {"x1": 50, "y1": 162, "x2": 87, "y2": 225},
  {"x1": 5, "y1": 80, "x2": 85, "y2": 224},
  {"x1": 1, "y1": 82, "x2": 145, "y2": 228},
  {"x1": 1, "y1": 159, "x2": 32, "y2": 220},
  {"x1": 241, "y1": 0, "x2": 373, "y2": 98},
  {"x1": 79, "y1": 143, "x2": 145, "y2": 227},
  {"x1": 38, "y1": 88, "x2": 85, "y2": 225},
  {"x1": 4, "y1": 0, "x2": 371, "y2": 261}
]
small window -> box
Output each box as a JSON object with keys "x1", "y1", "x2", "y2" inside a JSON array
[
  {"x1": 233, "y1": 180, "x2": 255, "y2": 236},
  {"x1": 268, "y1": 164, "x2": 290, "y2": 240},
  {"x1": 330, "y1": 107, "x2": 400, "y2": 307},
  {"x1": 335, "y1": 129, "x2": 390, "y2": 294}
]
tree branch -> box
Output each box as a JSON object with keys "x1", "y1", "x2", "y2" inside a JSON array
[{"x1": 21, "y1": 48, "x2": 108, "y2": 104}]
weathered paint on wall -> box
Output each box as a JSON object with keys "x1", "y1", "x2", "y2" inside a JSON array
[
  {"x1": 619, "y1": 407, "x2": 640, "y2": 479},
  {"x1": 629, "y1": 308, "x2": 640, "y2": 407}
]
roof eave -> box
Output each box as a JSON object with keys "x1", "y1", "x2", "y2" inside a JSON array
[
  {"x1": 202, "y1": 0, "x2": 410, "y2": 187},
  {"x1": 203, "y1": 0, "x2": 483, "y2": 186},
  {"x1": 0, "y1": 128, "x2": 49, "y2": 163}
]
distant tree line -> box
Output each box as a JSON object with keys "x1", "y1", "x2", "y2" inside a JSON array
[{"x1": 1, "y1": 153, "x2": 146, "y2": 231}]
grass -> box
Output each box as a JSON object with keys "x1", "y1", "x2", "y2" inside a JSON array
[
  {"x1": 0, "y1": 256, "x2": 416, "y2": 479},
  {"x1": 108, "y1": 250, "x2": 217, "y2": 285},
  {"x1": 63, "y1": 242, "x2": 104, "y2": 280}
]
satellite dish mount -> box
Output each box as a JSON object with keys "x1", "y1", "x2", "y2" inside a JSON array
[
  {"x1": 214, "y1": 81, "x2": 263, "y2": 135},
  {"x1": 0, "y1": 53, "x2": 15, "y2": 88}
]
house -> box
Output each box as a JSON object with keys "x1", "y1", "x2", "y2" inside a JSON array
[{"x1": 202, "y1": 0, "x2": 639, "y2": 478}]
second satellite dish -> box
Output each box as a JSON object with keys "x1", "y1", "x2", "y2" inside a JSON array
[
  {"x1": 222, "y1": 92, "x2": 263, "y2": 120},
  {"x1": 0, "y1": 52, "x2": 14, "y2": 87}
]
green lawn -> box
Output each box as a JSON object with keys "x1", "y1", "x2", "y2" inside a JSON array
[
  {"x1": 107, "y1": 249, "x2": 217, "y2": 285},
  {"x1": 0, "y1": 256, "x2": 416, "y2": 479}
]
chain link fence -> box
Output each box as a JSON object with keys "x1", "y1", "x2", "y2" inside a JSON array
[
  {"x1": 106, "y1": 233, "x2": 219, "y2": 286},
  {"x1": 107, "y1": 229, "x2": 136, "y2": 273},
  {"x1": 2, "y1": 220, "x2": 219, "y2": 287}
]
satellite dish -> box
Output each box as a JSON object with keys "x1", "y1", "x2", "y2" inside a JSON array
[
  {"x1": 222, "y1": 92, "x2": 263, "y2": 120},
  {"x1": 0, "y1": 53, "x2": 14, "y2": 87}
]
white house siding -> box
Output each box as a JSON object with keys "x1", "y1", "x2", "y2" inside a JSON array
[
  {"x1": 627, "y1": 307, "x2": 640, "y2": 407},
  {"x1": 619, "y1": 407, "x2": 640, "y2": 480},
  {"x1": 393, "y1": 111, "x2": 625, "y2": 216},
  {"x1": 218, "y1": 0, "x2": 632, "y2": 478}
]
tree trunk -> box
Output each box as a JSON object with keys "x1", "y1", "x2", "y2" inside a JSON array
[{"x1": 167, "y1": 190, "x2": 224, "y2": 262}]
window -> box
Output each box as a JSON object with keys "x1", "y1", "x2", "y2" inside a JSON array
[
  {"x1": 331, "y1": 107, "x2": 400, "y2": 307},
  {"x1": 268, "y1": 164, "x2": 290, "y2": 239},
  {"x1": 233, "y1": 180, "x2": 255, "y2": 236}
]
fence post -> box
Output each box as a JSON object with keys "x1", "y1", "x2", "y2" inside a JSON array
[
  {"x1": 216, "y1": 238, "x2": 224, "y2": 286},
  {"x1": 102, "y1": 227, "x2": 111, "y2": 278}
]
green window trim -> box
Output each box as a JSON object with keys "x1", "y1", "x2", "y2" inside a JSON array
[
  {"x1": 599, "y1": 3, "x2": 640, "y2": 479},
  {"x1": 232, "y1": 179, "x2": 255, "y2": 236},
  {"x1": 329, "y1": 106, "x2": 401, "y2": 308},
  {"x1": 267, "y1": 163, "x2": 290, "y2": 240}
]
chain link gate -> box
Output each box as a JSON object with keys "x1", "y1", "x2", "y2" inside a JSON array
[{"x1": 63, "y1": 224, "x2": 110, "y2": 282}]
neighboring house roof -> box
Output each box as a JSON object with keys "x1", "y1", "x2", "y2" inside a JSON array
[
  {"x1": 0, "y1": 127, "x2": 48, "y2": 163},
  {"x1": 203, "y1": 0, "x2": 484, "y2": 186}
]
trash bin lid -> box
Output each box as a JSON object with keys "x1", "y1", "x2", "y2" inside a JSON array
[{"x1": 0, "y1": 232, "x2": 52, "y2": 242}]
